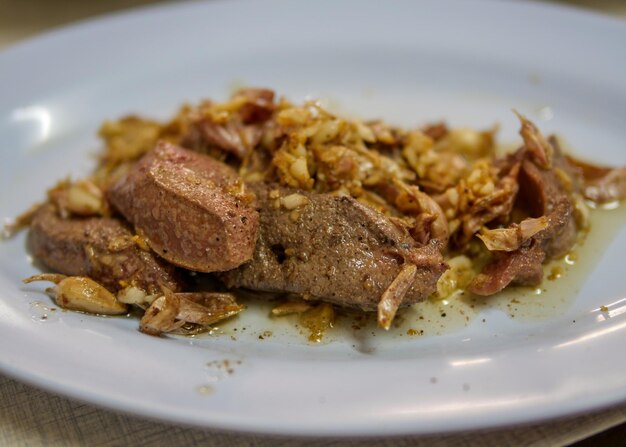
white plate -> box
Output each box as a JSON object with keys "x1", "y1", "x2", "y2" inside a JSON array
[{"x1": 1, "y1": 0, "x2": 626, "y2": 437}]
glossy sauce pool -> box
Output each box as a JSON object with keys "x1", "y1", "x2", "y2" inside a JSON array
[{"x1": 209, "y1": 202, "x2": 626, "y2": 345}]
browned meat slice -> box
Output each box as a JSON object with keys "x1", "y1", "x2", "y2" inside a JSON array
[
  {"x1": 28, "y1": 204, "x2": 184, "y2": 294},
  {"x1": 469, "y1": 124, "x2": 579, "y2": 296},
  {"x1": 517, "y1": 159, "x2": 577, "y2": 259},
  {"x1": 220, "y1": 184, "x2": 447, "y2": 317},
  {"x1": 107, "y1": 142, "x2": 259, "y2": 272},
  {"x1": 469, "y1": 170, "x2": 574, "y2": 297},
  {"x1": 469, "y1": 242, "x2": 545, "y2": 295}
]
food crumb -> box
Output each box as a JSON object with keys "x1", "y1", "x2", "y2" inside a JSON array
[
  {"x1": 196, "y1": 385, "x2": 214, "y2": 395},
  {"x1": 206, "y1": 358, "x2": 240, "y2": 377},
  {"x1": 600, "y1": 305, "x2": 609, "y2": 312},
  {"x1": 258, "y1": 330, "x2": 273, "y2": 340}
]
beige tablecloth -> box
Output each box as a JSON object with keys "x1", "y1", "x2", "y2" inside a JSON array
[
  {"x1": 2, "y1": 373, "x2": 626, "y2": 446},
  {"x1": 1, "y1": 1, "x2": 626, "y2": 445}
]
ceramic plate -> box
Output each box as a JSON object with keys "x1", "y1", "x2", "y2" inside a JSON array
[{"x1": 1, "y1": 0, "x2": 626, "y2": 436}]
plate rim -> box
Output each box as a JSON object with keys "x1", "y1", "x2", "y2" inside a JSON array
[{"x1": 1, "y1": 0, "x2": 626, "y2": 437}]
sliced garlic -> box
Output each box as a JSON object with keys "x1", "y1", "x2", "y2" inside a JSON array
[{"x1": 23, "y1": 274, "x2": 127, "y2": 315}]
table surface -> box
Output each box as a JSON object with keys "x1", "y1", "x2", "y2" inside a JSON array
[{"x1": 1, "y1": 1, "x2": 625, "y2": 446}]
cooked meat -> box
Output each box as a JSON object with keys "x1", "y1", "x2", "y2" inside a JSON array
[
  {"x1": 14, "y1": 87, "x2": 626, "y2": 338},
  {"x1": 469, "y1": 242, "x2": 545, "y2": 295},
  {"x1": 107, "y1": 142, "x2": 259, "y2": 272},
  {"x1": 180, "y1": 88, "x2": 275, "y2": 159},
  {"x1": 421, "y1": 122, "x2": 448, "y2": 141},
  {"x1": 28, "y1": 204, "x2": 184, "y2": 294},
  {"x1": 565, "y1": 156, "x2": 626, "y2": 203},
  {"x1": 518, "y1": 159, "x2": 577, "y2": 259},
  {"x1": 373, "y1": 180, "x2": 450, "y2": 245},
  {"x1": 235, "y1": 88, "x2": 276, "y2": 124},
  {"x1": 584, "y1": 167, "x2": 626, "y2": 203},
  {"x1": 220, "y1": 184, "x2": 447, "y2": 313},
  {"x1": 469, "y1": 129, "x2": 579, "y2": 296},
  {"x1": 192, "y1": 121, "x2": 252, "y2": 159}
]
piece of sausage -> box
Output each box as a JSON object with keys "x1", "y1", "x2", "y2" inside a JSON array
[
  {"x1": 107, "y1": 142, "x2": 259, "y2": 272},
  {"x1": 28, "y1": 204, "x2": 185, "y2": 294}
]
